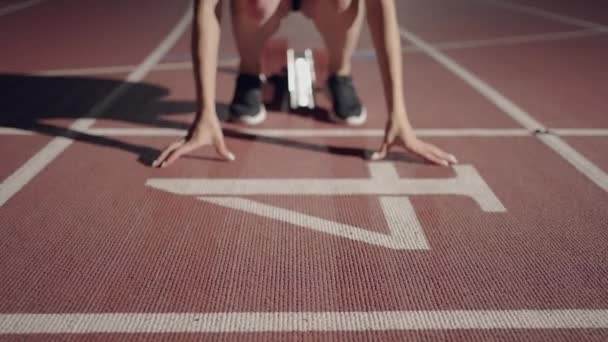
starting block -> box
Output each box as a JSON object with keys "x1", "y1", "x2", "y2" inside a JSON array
[{"x1": 287, "y1": 48, "x2": 317, "y2": 110}]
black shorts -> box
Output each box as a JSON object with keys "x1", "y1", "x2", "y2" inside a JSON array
[{"x1": 291, "y1": 0, "x2": 302, "y2": 11}]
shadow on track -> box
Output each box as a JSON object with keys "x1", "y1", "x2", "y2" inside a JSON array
[{"x1": 0, "y1": 73, "x2": 419, "y2": 165}]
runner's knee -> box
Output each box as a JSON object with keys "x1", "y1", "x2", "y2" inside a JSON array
[
  {"x1": 234, "y1": 0, "x2": 287, "y2": 25},
  {"x1": 301, "y1": 0, "x2": 354, "y2": 18}
]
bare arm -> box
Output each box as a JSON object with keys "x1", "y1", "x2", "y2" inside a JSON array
[
  {"x1": 194, "y1": 0, "x2": 221, "y2": 117},
  {"x1": 365, "y1": 0, "x2": 405, "y2": 116},
  {"x1": 365, "y1": 0, "x2": 456, "y2": 166},
  {"x1": 153, "y1": 0, "x2": 234, "y2": 168}
]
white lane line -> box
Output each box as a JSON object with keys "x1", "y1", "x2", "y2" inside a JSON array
[
  {"x1": 399, "y1": 29, "x2": 544, "y2": 131},
  {"x1": 86, "y1": 127, "x2": 189, "y2": 136},
  {"x1": 0, "y1": 137, "x2": 72, "y2": 204},
  {"x1": 538, "y1": 135, "x2": 608, "y2": 192},
  {"x1": 0, "y1": 2, "x2": 193, "y2": 207},
  {"x1": 552, "y1": 129, "x2": 608, "y2": 137},
  {"x1": 480, "y1": 0, "x2": 608, "y2": 31},
  {"x1": 128, "y1": 21, "x2": 193, "y2": 83},
  {"x1": 200, "y1": 195, "x2": 430, "y2": 250},
  {"x1": 38, "y1": 65, "x2": 137, "y2": 77},
  {"x1": 414, "y1": 128, "x2": 529, "y2": 137},
  {"x1": 0, "y1": 127, "x2": 33, "y2": 135},
  {"x1": 1, "y1": 310, "x2": 607, "y2": 334},
  {"x1": 0, "y1": 0, "x2": 45, "y2": 16},
  {"x1": 84, "y1": 127, "x2": 531, "y2": 137},
  {"x1": 399, "y1": 28, "x2": 608, "y2": 192},
  {"x1": 403, "y1": 29, "x2": 604, "y2": 53},
  {"x1": 235, "y1": 128, "x2": 531, "y2": 138}
]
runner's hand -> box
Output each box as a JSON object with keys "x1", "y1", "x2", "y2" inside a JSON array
[
  {"x1": 152, "y1": 117, "x2": 235, "y2": 168},
  {"x1": 371, "y1": 118, "x2": 457, "y2": 166}
]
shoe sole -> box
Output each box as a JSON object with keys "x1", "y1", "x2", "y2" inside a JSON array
[
  {"x1": 328, "y1": 106, "x2": 368, "y2": 126},
  {"x1": 323, "y1": 87, "x2": 367, "y2": 126},
  {"x1": 234, "y1": 105, "x2": 267, "y2": 126}
]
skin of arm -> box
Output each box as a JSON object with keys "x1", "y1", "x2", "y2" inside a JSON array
[
  {"x1": 153, "y1": 0, "x2": 234, "y2": 168},
  {"x1": 195, "y1": 0, "x2": 222, "y2": 119},
  {"x1": 365, "y1": 0, "x2": 457, "y2": 165}
]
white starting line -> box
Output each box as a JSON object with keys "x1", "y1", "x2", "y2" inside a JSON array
[
  {"x1": 1, "y1": 310, "x2": 608, "y2": 334},
  {"x1": 86, "y1": 127, "x2": 532, "y2": 137}
]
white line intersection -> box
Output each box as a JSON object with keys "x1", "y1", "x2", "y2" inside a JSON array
[{"x1": 147, "y1": 162, "x2": 505, "y2": 250}]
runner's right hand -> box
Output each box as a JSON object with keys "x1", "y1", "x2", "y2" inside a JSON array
[{"x1": 152, "y1": 116, "x2": 235, "y2": 168}]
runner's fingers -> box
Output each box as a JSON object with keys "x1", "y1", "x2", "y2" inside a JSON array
[
  {"x1": 426, "y1": 143, "x2": 458, "y2": 165},
  {"x1": 402, "y1": 140, "x2": 446, "y2": 166},
  {"x1": 214, "y1": 138, "x2": 236, "y2": 161},
  {"x1": 161, "y1": 141, "x2": 203, "y2": 168},
  {"x1": 153, "y1": 139, "x2": 185, "y2": 167},
  {"x1": 423, "y1": 150, "x2": 448, "y2": 166},
  {"x1": 370, "y1": 141, "x2": 390, "y2": 161}
]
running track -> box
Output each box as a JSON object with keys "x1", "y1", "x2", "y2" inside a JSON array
[{"x1": 0, "y1": 0, "x2": 607, "y2": 340}]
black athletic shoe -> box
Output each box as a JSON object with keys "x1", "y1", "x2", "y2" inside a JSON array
[
  {"x1": 229, "y1": 73, "x2": 267, "y2": 125},
  {"x1": 327, "y1": 74, "x2": 367, "y2": 126}
]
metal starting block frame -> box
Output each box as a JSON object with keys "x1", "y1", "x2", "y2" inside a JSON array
[{"x1": 287, "y1": 48, "x2": 316, "y2": 110}]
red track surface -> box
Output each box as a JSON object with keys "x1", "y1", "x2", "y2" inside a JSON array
[{"x1": 1, "y1": 0, "x2": 607, "y2": 341}]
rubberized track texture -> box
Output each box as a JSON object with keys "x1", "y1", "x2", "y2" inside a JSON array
[{"x1": 0, "y1": 0, "x2": 607, "y2": 341}]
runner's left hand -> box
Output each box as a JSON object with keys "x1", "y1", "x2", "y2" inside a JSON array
[{"x1": 371, "y1": 118, "x2": 458, "y2": 166}]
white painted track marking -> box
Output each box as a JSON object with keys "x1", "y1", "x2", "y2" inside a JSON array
[
  {"x1": 553, "y1": 129, "x2": 608, "y2": 137},
  {"x1": 33, "y1": 27, "x2": 607, "y2": 77},
  {"x1": 234, "y1": 128, "x2": 531, "y2": 138},
  {"x1": 200, "y1": 196, "x2": 429, "y2": 250},
  {"x1": 403, "y1": 29, "x2": 604, "y2": 53},
  {"x1": 0, "y1": 127, "x2": 33, "y2": 135},
  {"x1": 148, "y1": 162, "x2": 503, "y2": 248},
  {"x1": 147, "y1": 163, "x2": 505, "y2": 212},
  {"x1": 38, "y1": 65, "x2": 137, "y2": 77},
  {"x1": 538, "y1": 135, "x2": 608, "y2": 192},
  {"x1": 0, "y1": 0, "x2": 45, "y2": 16},
  {"x1": 7, "y1": 127, "x2": 608, "y2": 137},
  {"x1": 87, "y1": 127, "x2": 190, "y2": 136},
  {"x1": 1, "y1": 2, "x2": 605, "y2": 337},
  {"x1": 399, "y1": 29, "x2": 544, "y2": 131},
  {"x1": 0, "y1": 2, "x2": 193, "y2": 206},
  {"x1": 399, "y1": 28, "x2": 608, "y2": 192},
  {"x1": 197, "y1": 162, "x2": 431, "y2": 250},
  {"x1": 1, "y1": 310, "x2": 608, "y2": 334},
  {"x1": 84, "y1": 127, "x2": 531, "y2": 137},
  {"x1": 480, "y1": 0, "x2": 608, "y2": 31},
  {"x1": 0, "y1": 138, "x2": 72, "y2": 205}
]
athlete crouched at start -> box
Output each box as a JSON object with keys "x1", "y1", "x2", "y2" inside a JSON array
[{"x1": 153, "y1": 0, "x2": 457, "y2": 168}]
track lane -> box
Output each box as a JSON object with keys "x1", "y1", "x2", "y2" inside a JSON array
[{"x1": 0, "y1": 0, "x2": 190, "y2": 72}]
